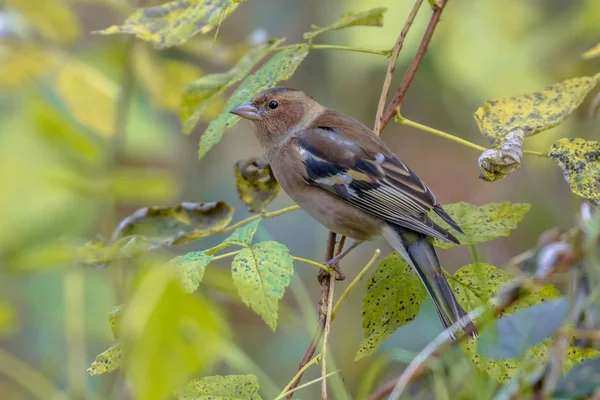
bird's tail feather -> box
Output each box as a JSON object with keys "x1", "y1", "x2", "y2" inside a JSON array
[{"x1": 382, "y1": 225, "x2": 478, "y2": 339}]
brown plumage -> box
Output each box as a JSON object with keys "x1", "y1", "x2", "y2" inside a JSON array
[{"x1": 230, "y1": 87, "x2": 477, "y2": 338}]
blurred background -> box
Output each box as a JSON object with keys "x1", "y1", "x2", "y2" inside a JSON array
[{"x1": 1, "y1": 0, "x2": 600, "y2": 398}]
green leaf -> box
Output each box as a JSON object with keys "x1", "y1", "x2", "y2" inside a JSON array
[
  {"x1": 474, "y1": 74, "x2": 600, "y2": 141},
  {"x1": 94, "y1": 0, "x2": 242, "y2": 49},
  {"x1": 112, "y1": 201, "x2": 234, "y2": 246},
  {"x1": 430, "y1": 202, "x2": 531, "y2": 249},
  {"x1": 167, "y1": 251, "x2": 213, "y2": 293},
  {"x1": 181, "y1": 40, "x2": 284, "y2": 134},
  {"x1": 303, "y1": 8, "x2": 387, "y2": 40},
  {"x1": 109, "y1": 305, "x2": 122, "y2": 339},
  {"x1": 548, "y1": 138, "x2": 600, "y2": 204},
  {"x1": 122, "y1": 267, "x2": 230, "y2": 400},
  {"x1": 234, "y1": 158, "x2": 281, "y2": 213},
  {"x1": 477, "y1": 297, "x2": 569, "y2": 359},
  {"x1": 231, "y1": 241, "x2": 293, "y2": 331},
  {"x1": 220, "y1": 219, "x2": 261, "y2": 249},
  {"x1": 198, "y1": 44, "x2": 309, "y2": 160},
  {"x1": 88, "y1": 343, "x2": 123, "y2": 375},
  {"x1": 176, "y1": 374, "x2": 262, "y2": 400},
  {"x1": 448, "y1": 263, "x2": 597, "y2": 383},
  {"x1": 554, "y1": 356, "x2": 600, "y2": 398},
  {"x1": 583, "y1": 42, "x2": 600, "y2": 59},
  {"x1": 356, "y1": 252, "x2": 426, "y2": 360}
]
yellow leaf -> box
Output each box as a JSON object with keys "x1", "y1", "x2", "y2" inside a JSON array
[
  {"x1": 0, "y1": 42, "x2": 58, "y2": 88},
  {"x1": 134, "y1": 45, "x2": 203, "y2": 112},
  {"x1": 583, "y1": 42, "x2": 600, "y2": 59},
  {"x1": 475, "y1": 75, "x2": 600, "y2": 141},
  {"x1": 234, "y1": 157, "x2": 280, "y2": 213},
  {"x1": 548, "y1": 138, "x2": 600, "y2": 204},
  {"x1": 94, "y1": 0, "x2": 242, "y2": 49},
  {"x1": 88, "y1": 343, "x2": 123, "y2": 375},
  {"x1": 7, "y1": 0, "x2": 80, "y2": 44},
  {"x1": 177, "y1": 375, "x2": 262, "y2": 400},
  {"x1": 52, "y1": 60, "x2": 117, "y2": 137}
]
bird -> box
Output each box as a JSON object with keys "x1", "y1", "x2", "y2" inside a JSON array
[{"x1": 230, "y1": 87, "x2": 477, "y2": 338}]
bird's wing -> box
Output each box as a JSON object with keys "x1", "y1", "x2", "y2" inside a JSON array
[{"x1": 296, "y1": 117, "x2": 461, "y2": 243}]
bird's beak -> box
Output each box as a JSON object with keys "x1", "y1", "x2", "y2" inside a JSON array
[{"x1": 230, "y1": 102, "x2": 261, "y2": 121}]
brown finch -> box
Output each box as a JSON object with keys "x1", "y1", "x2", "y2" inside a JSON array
[{"x1": 230, "y1": 87, "x2": 477, "y2": 338}]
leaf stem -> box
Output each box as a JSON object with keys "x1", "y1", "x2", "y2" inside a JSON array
[
  {"x1": 278, "y1": 353, "x2": 322, "y2": 398},
  {"x1": 309, "y1": 44, "x2": 391, "y2": 56},
  {"x1": 331, "y1": 249, "x2": 381, "y2": 320},
  {"x1": 223, "y1": 205, "x2": 300, "y2": 233},
  {"x1": 0, "y1": 348, "x2": 70, "y2": 400},
  {"x1": 374, "y1": 0, "x2": 424, "y2": 133},
  {"x1": 469, "y1": 244, "x2": 480, "y2": 265},
  {"x1": 291, "y1": 256, "x2": 333, "y2": 274},
  {"x1": 399, "y1": 115, "x2": 549, "y2": 158},
  {"x1": 398, "y1": 115, "x2": 486, "y2": 152},
  {"x1": 212, "y1": 250, "x2": 242, "y2": 260}
]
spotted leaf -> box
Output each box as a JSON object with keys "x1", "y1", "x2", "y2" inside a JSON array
[
  {"x1": 88, "y1": 343, "x2": 123, "y2": 375},
  {"x1": 548, "y1": 138, "x2": 600, "y2": 204},
  {"x1": 475, "y1": 75, "x2": 600, "y2": 141},
  {"x1": 231, "y1": 241, "x2": 293, "y2": 331},
  {"x1": 355, "y1": 252, "x2": 426, "y2": 360},
  {"x1": 94, "y1": 0, "x2": 242, "y2": 49},
  {"x1": 235, "y1": 158, "x2": 281, "y2": 213},
  {"x1": 176, "y1": 374, "x2": 262, "y2": 400},
  {"x1": 430, "y1": 202, "x2": 531, "y2": 249}
]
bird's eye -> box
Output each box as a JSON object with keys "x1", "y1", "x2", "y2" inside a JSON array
[{"x1": 268, "y1": 100, "x2": 279, "y2": 110}]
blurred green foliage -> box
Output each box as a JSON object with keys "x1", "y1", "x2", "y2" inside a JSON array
[{"x1": 2, "y1": 0, "x2": 600, "y2": 399}]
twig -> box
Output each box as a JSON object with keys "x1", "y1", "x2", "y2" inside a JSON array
[
  {"x1": 379, "y1": 1, "x2": 449, "y2": 129},
  {"x1": 291, "y1": 256, "x2": 333, "y2": 274},
  {"x1": 223, "y1": 205, "x2": 300, "y2": 232},
  {"x1": 278, "y1": 353, "x2": 322, "y2": 398},
  {"x1": 321, "y1": 275, "x2": 336, "y2": 399},
  {"x1": 285, "y1": 232, "x2": 338, "y2": 399},
  {"x1": 373, "y1": 0, "x2": 424, "y2": 134},
  {"x1": 331, "y1": 249, "x2": 381, "y2": 320},
  {"x1": 276, "y1": 371, "x2": 339, "y2": 400}
]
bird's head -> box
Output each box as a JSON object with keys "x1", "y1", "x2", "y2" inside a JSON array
[{"x1": 230, "y1": 87, "x2": 321, "y2": 146}]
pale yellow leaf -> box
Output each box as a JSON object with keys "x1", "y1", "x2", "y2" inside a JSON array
[
  {"x1": 52, "y1": 60, "x2": 117, "y2": 137},
  {"x1": 7, "y1": 0, "x2": 80, "y2": 44}
]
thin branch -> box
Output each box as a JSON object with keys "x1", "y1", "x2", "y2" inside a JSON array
[
  {"x1": 276, "y1": 371, "x2": 339, "y2": 400},
  {"x1": 285, "y1": 232, "x2": 338, "y2": 399},
  {"x1": 321, "y1": 276, "x2": 336, "y2": 399},
  {"x1": 379, "y1": 1, "x2": 449, "y2": 130},
  {"x1": 278, "y1": 353, "x2": 322, "y2": 398},
  {"x1": 223, "y1": 205, "x2": 300, "y2": 233},
  {"x1": 331, "y1": 249, "x2": 381, "y2": 320},
  {"x1": 374, "y1": 0, "x2": 424, "y2": 134}
]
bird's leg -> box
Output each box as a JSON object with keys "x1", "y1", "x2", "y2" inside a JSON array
[{"x1": 325, "y1": 240, "x2": 363, "y2": 280}]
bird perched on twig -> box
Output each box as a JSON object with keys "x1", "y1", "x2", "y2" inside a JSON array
[{"x1": 230, "y1": 87, "x2": 477, "y2": 338}]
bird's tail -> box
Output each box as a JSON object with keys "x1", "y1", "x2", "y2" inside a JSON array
[{"x1": 382, "y1": 225, "x2": 478, "y2": 339}]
